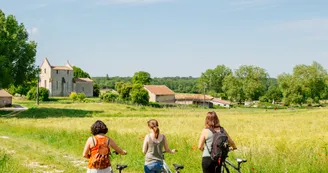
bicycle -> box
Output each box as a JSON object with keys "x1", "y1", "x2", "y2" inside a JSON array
[
  {"x1": 110, "y1": 151, "x2": 128, "y2": 173},
  {"x1": 161, "y1": 151, "x2": 184, "y2": 173},
  {"x1": 221, "y1": 157, "x2": 247, "y2": 173}
]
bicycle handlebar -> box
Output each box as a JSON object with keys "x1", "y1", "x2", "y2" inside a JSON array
[{"x1": 162, "y1": 149, "x2": 178, "y2": 153}]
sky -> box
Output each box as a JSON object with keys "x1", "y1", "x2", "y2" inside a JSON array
[{"x1": 1, "y1": 0, "x2": 328, "y2": 77}]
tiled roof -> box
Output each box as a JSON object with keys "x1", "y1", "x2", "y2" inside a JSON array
[
  {"x1": 51, "y1": 66, "x2": 73, "y2": 70},
  {"x1": 74, "y1": 78, "x2": 93, "y2": 83},
  {"x1": 212, "y1": 98, "x2": 231, "y2": 105},
  {"x1": 175, "y1": 94, "x2": 213, "y2": 101},
  {"x1": 0, "y1": 89, "x2": 12, "y2": 97},
  {"x1": 144, "y1": 85, "x2": 175, "y2": 95}
]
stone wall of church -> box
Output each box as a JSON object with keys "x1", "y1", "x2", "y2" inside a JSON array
[
  {"x1": 39, "y1": 62, "x2": 52, "y2": 93},
  {"x1": 74, "y1": 82, "x2": 93, "y2": 97},
  {"x1": 50, "y1": 69, "x2": 74, "y2": 96}
]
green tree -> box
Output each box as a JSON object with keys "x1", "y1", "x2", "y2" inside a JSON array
[
  {"x1": 73, "y1": 66, "x2": 90, "y2": 78},
  {"x1": 132, "y1": 71, "x2": 151, "y2": 85},
  {"x1": 278, "y1": 61, "x2": 327, "y2": 105},
  {"x1": 265, "y1": 85, "x2": 283, "y2": 103},
  {"x1": 115, "y1": 82, "x2": 132, "y2": 101},
  {"x1": 93, "y1": 83, "x2": 100, "y2": 97},
  {"x1": 0, "y1": 10, "x2": 38, "y2": 89},
  {"x1": 198, "y1": 65, "x2": 232, "y2": 94},
  {"x1": 130, "y1": 84, "x2": 149, "y2": 105},
  {"x1": 235, "y1": 65, "x2": 268, "y2": 101},
  {"x1": 278, "y1": 73, "x2": 304, "y2": 105},
  {"x1": 222, "y1": 74, "x2": 244, "y2": 103}
]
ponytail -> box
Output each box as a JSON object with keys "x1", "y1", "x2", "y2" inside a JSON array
[
  {"x1": 153, "y1": 126, "x2": 160, "y2": 139},
  {"x1": 148, "y1": 119, "x2": 160, "y2": 139}
]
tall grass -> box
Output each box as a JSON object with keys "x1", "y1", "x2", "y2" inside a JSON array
[{"x1": 1, "y1": 99, "x2": 328, "y2": 172}]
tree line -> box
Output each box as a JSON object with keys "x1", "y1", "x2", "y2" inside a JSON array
[
  {"x1": 198, "y1": 62, "x2": 328, "y2": 105},
  {"x1": 94, "y1": 61, "x2": 328, "y2": 106},
  {"x1": 93, "y1": 76, "x2": 199, "y2": 94}
]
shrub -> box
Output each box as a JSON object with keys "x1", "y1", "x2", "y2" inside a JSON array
[
  {"x1": 306, "y1": 98, "x2": 314, "y2": 106},
  {"x1": 69, "y1": 92, "x2": 78, "y2": 102},
  {"x1": 77, "y1": 93, "x2": 86, "y2": 102},
  {"x1": 259, "y1": 96, "x2": 269, "y2": 103},
  {"x1": 26, "y1": 87, "x2": 49, "y2": 101},
  {"x1": 101, "y1": 92, "x2": 119, "y2": 102},
  {"x1": 148, "y1": 102, "x2": 162, "y2": 108}
]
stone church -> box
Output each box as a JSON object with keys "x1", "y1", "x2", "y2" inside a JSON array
[{"x1": 39, "y1": 58, "x2": 93, "y2": 97}]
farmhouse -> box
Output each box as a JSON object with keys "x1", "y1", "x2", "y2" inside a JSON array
[
  {"x1": 39, "y1": 58, "x2": 94, "y2": 97},
  {"x1": 0, "y1": 89, "x2": 12, "y2": 108},
  {"x1": 211, "y1": 98, "x2": 231, "y2": 108},
  {"x1": 175, "y1": 93, "x2": 214, "y2": 108},
  {"x1": 144, "y1": 85, "x2": 175, "y2": 103}
]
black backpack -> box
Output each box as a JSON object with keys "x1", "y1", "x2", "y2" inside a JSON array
[{"x1": 206, "y1": 127, "x2": 230, "y2": 165}]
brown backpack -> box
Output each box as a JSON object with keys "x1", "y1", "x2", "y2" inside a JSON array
[{"x1": 91, "y1": 136, "x2": 111, "y2": 169}]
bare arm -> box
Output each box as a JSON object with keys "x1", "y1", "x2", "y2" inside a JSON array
[
  {"x1": 225, "y1": 131, "x2": 237, "y2": 150},
  {"x1": 163, "y1": 135, "x2": 176, "y2": 154},
  {"x1": 110, "y1": 138, "x2": 127, "y2": 155},
  {"x1": 82, "y1": 137, "x2": 91, "y2": 159},
  {"x1": 142, "y1": 135, "x2": 148, "y2": 154},
  {"x1": 198, "y1": 129, "x2": 207, "y2": 151}
]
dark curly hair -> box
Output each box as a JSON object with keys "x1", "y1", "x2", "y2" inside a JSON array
[{"x1": 91, "y1": 120, "x2": 108, "y2": 135}]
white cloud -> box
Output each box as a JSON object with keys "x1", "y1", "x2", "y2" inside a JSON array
[{"x1": 27, "y1": 27, "x2": 39, "y2": 36}]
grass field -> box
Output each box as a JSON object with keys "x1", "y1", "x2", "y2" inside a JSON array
[{"x1": 1, "y1": 98, "x2": 328, "y2": 173}]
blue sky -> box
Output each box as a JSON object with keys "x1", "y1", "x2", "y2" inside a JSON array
[{"x1": 1, "y1": 0, "x2": 328, "y2": 77}]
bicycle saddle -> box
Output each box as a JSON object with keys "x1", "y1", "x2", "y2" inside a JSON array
[
  {"x1": 173, "y1": 163, "x2": 184, "y2": 170},
  {"x1": 116, "y1": 164, "x2": 127, "y2": 170},
  {"x1": 236, "y1": 158, "x2": 247, "y2": 163}
]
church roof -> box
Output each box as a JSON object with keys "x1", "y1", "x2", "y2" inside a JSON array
[
  {"x1": 51, "y1": 66, "x2": 73, "y2": 70},
  {"x1": 41, "y1": 58, "x2": 73, "y2": 70},
  {"x1": 74, "y1": 78, "x2": 93, "y2": 83}
]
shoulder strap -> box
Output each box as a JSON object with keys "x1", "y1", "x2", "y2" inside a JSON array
[
  {"x1": 91, "y1": 136, "x2": 96, "y2": 146},
  {"x1": 220, "y1": 127, "x2": 225, "y2": 133},
  {"x1": 207, "y1": 128, "x2": 216, "y2": 134}
]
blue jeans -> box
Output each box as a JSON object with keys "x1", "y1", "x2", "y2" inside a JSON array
[{"x1": 144, "y1": 161, "x2": 163, "y2": 173}]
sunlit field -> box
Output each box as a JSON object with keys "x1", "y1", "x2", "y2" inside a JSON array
[{"x1": 1, "y1": 98, "x2": 328, "y2": 173}]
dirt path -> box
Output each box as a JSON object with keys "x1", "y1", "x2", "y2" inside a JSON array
[
  {"x1": 0, "y1": 104, "x2": 28, "y2": 117},
  {"x1": 0, "y1": 134, "x2": 87, "y2": 173}
]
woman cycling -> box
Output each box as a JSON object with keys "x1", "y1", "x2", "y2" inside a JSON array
[
  {"x1": 142, "y1": 119, "x2": 176, "y2": 173},
  {"x1": 198, "y1": 111, "x2": 237, "y2": 173},
  {"x1": 83, "y1": 120, "x2": 127, "y2": 173}
]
